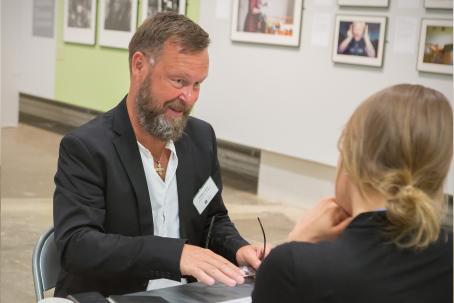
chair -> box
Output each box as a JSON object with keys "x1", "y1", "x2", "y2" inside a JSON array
[{"x1": 32, "y1": 227, "x2": 60, "y2": 302}]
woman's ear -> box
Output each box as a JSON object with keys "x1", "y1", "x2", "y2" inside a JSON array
[
  {"x1": 335, "y1": 155, "x2": 344, "y2": 182},
  {"x1": 335, "y1": 155, "x2": 357, "y2": 216}
]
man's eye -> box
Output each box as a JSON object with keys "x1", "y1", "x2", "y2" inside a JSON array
[
  {"x1": 172, "y1": 79, "x2": 184, "y2": 87},
  {"x1": 194, "y1": 82, "x2": 201, "y2": 89}
]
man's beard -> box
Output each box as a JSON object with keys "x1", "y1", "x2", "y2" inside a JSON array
[{"x1": 136, "y1": 75, "x2": 191, "y2": 141}]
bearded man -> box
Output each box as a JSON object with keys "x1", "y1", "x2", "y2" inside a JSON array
[{"x1": 53, "y1": 12, "x2": 268, "y2": 298}]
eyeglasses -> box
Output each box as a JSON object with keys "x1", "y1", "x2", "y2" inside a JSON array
[
  {"x1": 257, "y1": 217, "x2": 266, "y2": 260},
  {"x1": 205, "y1": 215, "x2": 217, "y2": 248},
  {"x1": 205, "y1": 215, "x2": 266, "y2": 260}
]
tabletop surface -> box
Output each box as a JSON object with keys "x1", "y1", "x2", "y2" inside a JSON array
[{"x1": 128, "y1": 279, "x2": 254, "y2": 303}]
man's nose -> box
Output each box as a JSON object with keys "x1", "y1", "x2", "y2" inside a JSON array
[{"x1": 179, "y1": 86, "x2": 198, "y2": 104}]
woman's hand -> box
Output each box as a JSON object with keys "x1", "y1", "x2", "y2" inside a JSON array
[{"x1": 287, "y1": 197, "x2": 353, "y2": 243}]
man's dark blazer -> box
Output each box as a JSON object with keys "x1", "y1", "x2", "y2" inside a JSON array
[
  {"x1": 53, "y1": 97, "x2": 248, "y2": 297},
  {"x1": 252, "y1": 211, "x2": 453, "y2": 303}
]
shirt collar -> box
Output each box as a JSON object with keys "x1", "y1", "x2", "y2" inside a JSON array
[
  {"x1": 165, "y1": 140, "x2": 176, "y2": 158},
  {"x1": 137, "y1": 140, "x2": 176, "y2": 159}
]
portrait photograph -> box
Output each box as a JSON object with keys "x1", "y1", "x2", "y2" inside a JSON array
[
  {"x1": 424, "y1": 0, "x2": 453, "y2": 9},
  {"x1": 332, "y1": 15, "x2": 387, "y2": 67},
  {"x1": 104, "y1": 0, "x2": 132, "y2": 32},
  {"x1": 231, "y1": 0, "x2": 303, "y2": 47},
  {"x1": 141, "y1": 0, "x2": 186, "y2": 24},
  {"x1": 417, "y1": 19, "x2": 453, "y2": 75},
  {"x1": 99, "y1": 0, "x2": 138, "y2": 49},
  {"x1": 63, "y1": 0, "x2": 97, "y2": 45},
  {"x1": 161, "y1": 0, "x2": 184, "y2": 12},
  {"x1": 337, "y1": 0, "x2": 389, "y2": 7}
]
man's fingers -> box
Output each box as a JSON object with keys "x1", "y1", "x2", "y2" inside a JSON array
[
  {"x1": 180, "y1": 245, "x2": 245, "y2": 287},
  {"x1": 192, "y1": 267, "x2": 216, "y2": 286},
  {"x1": 204, "y1": 264, "x2": 240, "y2": 287},
  {"x1": 216, "y1": 262, "x2": 245, "y2": 284},
  {"x1": 243, "y1": 249, "x2": 261, "y2": 269},
  {"x1": 264, "y1": 244, "x2": 273, "y2": 257},
  {"x1": 247, "y1": 257, "x2": 261, "y2": 270},
  {"x1": 202, "y1": 251, "x2": 244, "y2": 284},
  {"x1": 206, "y1": 253, "x2": 245, "y2": 278}
]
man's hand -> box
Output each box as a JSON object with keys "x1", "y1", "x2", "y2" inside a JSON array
[
  {"x1": 236, "y1": 243, "x2": 273, "y2": 270},
  {"x1": 287, "y1": 197, "x2": 352, "y2": 243},
  {"x1": 180, "y1": 244, "x2": 245, "y2": 287}
]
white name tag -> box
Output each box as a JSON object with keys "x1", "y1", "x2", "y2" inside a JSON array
[{"x1": 193, "y1": 177, "x2": 219, "y2": 214}]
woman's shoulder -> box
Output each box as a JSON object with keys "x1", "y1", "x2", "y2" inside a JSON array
[
  {"x1": 261, "y1": 241, "x2": 337, "y2": 275},
  {"x1": 252, "y1": 241, "x2": 338, "y2": 302}
]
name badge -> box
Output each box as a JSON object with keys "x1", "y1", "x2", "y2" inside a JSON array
[{"x1": 193, "y1": 177, "x2": 219, "y2": 214}]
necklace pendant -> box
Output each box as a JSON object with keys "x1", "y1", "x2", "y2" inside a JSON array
[{"x1": 155, "y1": 161, "x2": 165, "y2": 177}]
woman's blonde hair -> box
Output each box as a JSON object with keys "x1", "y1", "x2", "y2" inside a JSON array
[{"x1": 341, "y1": 84, "x2": 453, "y2": 249}]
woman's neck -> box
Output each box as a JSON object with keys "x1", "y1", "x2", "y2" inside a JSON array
[{"x1": 350, "y1": 186, "x2": 387, "y2": 217}]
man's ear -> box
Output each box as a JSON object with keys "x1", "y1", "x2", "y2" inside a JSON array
[{"x1": 131, "y1": 51, "x2": 150, "y2": 80}]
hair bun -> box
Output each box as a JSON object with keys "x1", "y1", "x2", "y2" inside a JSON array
[
  {"x1": 395, "y1": 184, "x2": 427, "y2": 203},
  {"x1": 392, "y1": 185, "x2": 428, "y2": 212},
  {"x1": 399, "y1": 184, "x2": 416, "y2": 197},
  {"x1": 387, "y1": 182, "x2": 441, "y2": 249}
]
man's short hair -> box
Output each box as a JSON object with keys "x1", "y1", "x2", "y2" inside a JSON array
[{"x1": 128, "y1": 12, "x2": 210, "y2": 71}]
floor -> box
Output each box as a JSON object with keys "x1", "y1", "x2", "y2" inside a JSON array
[{"x1": 0, "y1": 124, "x2": 305, "y2": 303}]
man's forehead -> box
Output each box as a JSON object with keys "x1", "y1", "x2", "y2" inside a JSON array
[
  {"x1": 161, "y1": 40, "x2": 208, "y2": 56},
  {"x1": 159, "y1": 44, "x2": 209, "y2": 66},
  {"x1": 153, "y1": 47, "x2": 209, "y2": 80}
]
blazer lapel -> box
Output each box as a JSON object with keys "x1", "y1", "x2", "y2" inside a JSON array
[
  {"x1": 111, "y1": 99, "x2": 154, "y2": 235},
  {"x1": 175, "y1": 136, "x2": 198, "y2": 242}
]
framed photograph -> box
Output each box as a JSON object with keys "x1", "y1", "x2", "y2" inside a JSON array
[
  {"x1": 332, "y1": 15, "x2": 387, "y2": 67},
  {"x1": 424, "y1": 0, "x2": 453, "y2": 9},
  {"x1": 99, "y1": 0, "x2": 138, "y2": 49},
  {"x1": 231, "y1": 0, "x2": 303, "y2": 47},
  {"x1": 141, "y1": 0, "x2": 186, "y2": 23},
  {"x1": 338, "y1": 0, "x2": 389, "y2": 7},
  {"x1": 63, "y1": 0, "x2": 97, "y2": 45},
  {"x1": 417, "y1": 19, "x2": 453, "y2": 75}
]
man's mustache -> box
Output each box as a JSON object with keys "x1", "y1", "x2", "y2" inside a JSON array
[{"x1": 164, "y1": 99, "x2": 191, "y2": 114}]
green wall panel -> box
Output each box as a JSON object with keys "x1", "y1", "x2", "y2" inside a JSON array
[{"x1": 55, "y1": 0, "x2": 200, "y2": 112}]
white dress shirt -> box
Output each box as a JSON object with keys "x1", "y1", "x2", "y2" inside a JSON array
[{"x1": 137, "y1": 140, "x2": 186, "y2": 290}]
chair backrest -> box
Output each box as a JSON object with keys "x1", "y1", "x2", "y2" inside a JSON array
[{"x1": 32, "y1": 227, "x2": 60, "y2": 302}]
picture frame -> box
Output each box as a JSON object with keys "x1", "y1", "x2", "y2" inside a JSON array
[
  {"x1": 337, "y1": 0, "x2": 389, "y2": 7},
  {"x1": 417, "y1": 19, "x2": 453, "y2": 75},
  {"x1": 141, "y1": 0, "x2": 186, "y2": 24},
  {"x1": 230, "y1": 0, "x2": 303, "y2": 47},
  {"x1": 424, "y1": 0, "x2": 453, "y2": 9},
  {"x1": 99, "y1": 0, "x2": 138, "y2": 49},
  {"x1": 63, "y1": 0, "x2": 97, "y2": 45},
  {"x1": 332, "y1": 15, "x2": 387, "y2": 67}
]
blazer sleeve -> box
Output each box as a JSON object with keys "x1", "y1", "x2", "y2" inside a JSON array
[
  {"x1": 53, "y1": 133, "x2": 186, "y2": 280},
  {"x1": 204, "y1": 125, "x2": 249, "y2": 263},
  {"x1": 252, "y1": 244, "x2": 298, "y2": 303}
]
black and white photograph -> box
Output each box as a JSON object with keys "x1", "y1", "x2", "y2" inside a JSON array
[
  {"x1": 230, "y1": 0, "x2": 303, "y2": 47},
  {"x1": 332, "y1": 15, "x2": 387, "y2": 67},
  {"x1": 63, "y1": 0, "x2": 97, "y2": 45},
  {"x1": 67, "y1": 0, "x2": 92, "y2": 28},
  {"x1": 104, "y1": 0, "x2": 132, "y2": 32},
  {"x1": 161, "y1": 0, "x2": 180, "y2": 12},
  {"x1": 141, "y1": 0, "x2": 186, "y2": 24},
  {"x1": 99, "y1": 0, "x2": 138, "y2": 49},
  {"x1": 144, "y1": 0, "x2": 160, "y2": 20}
]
